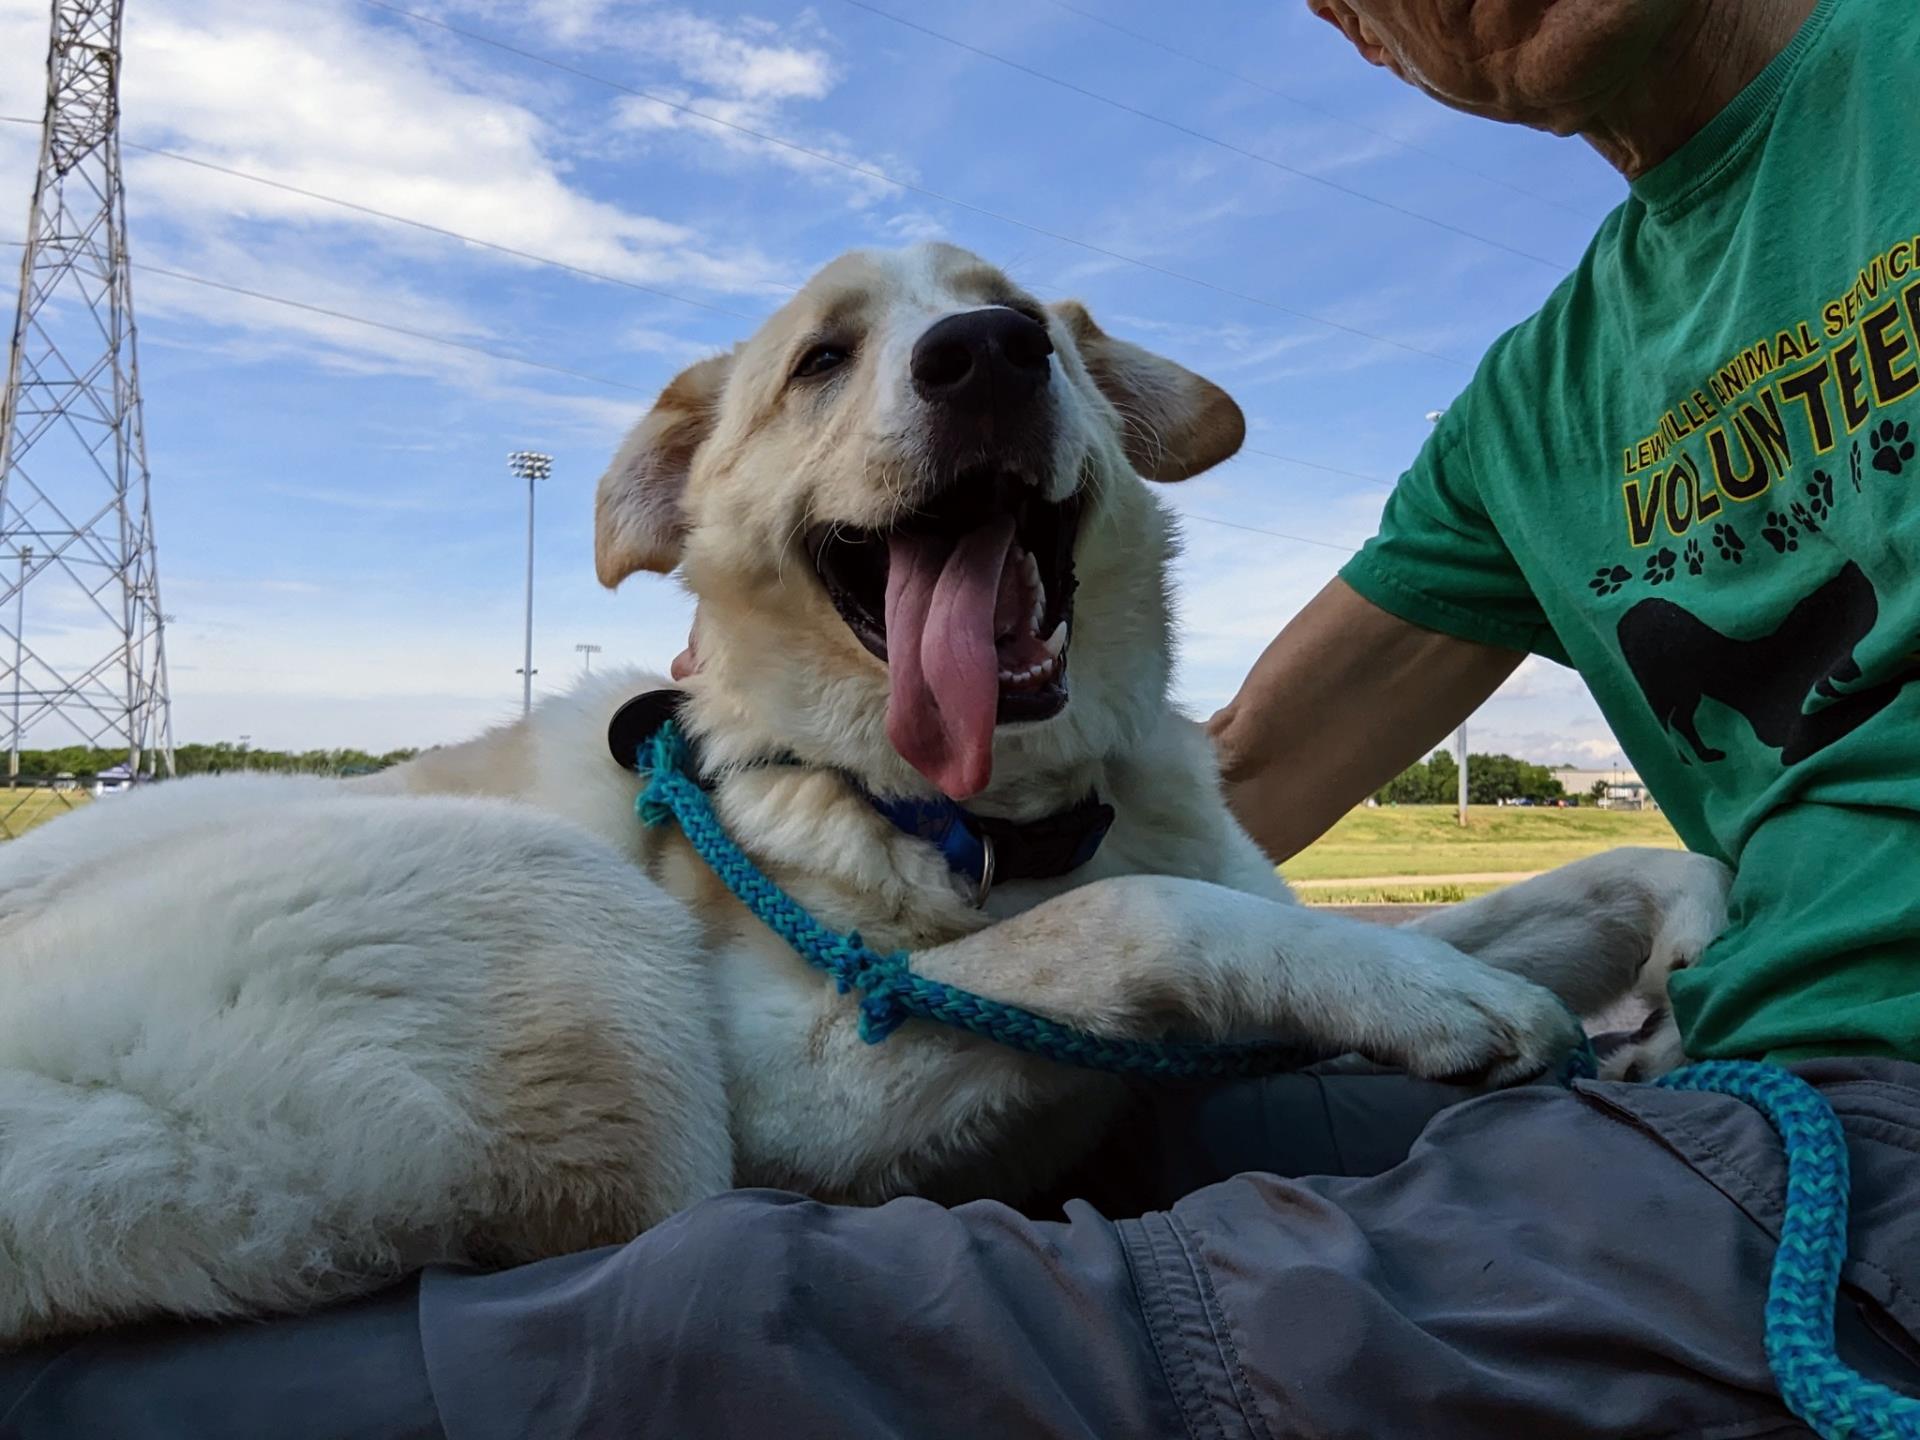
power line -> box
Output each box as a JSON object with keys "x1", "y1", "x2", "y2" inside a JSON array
[
  {"x1": 134, "y1": 262, "x2": 660, "y2": 393},
  {"x1": 142, "y1": 260, "x2": 1389, "y2": 516},
  {"x1": 129, "y1": 139, "x2": 784, "y2": 316},
  {"x1": 6, "y1": 233, "x2": 1398, "y2": 498},
  {"x1": 5, "y1": 236, "x2": 1393, "y2": 494},
  {"x1": 1037, "y1": 0, "x2": 1600, "y2": 221},
  {"x1": 2, "y1": 116, "x2": 1455, "y2": 421},
  {"x1": 834, "y1": 0, "x2": 1573, "y2": 272},
  {"x1": 0, "y1": 115, "x2": 772, "y2": 322},
  {"x1": 7, "y1": 240, "x2": 1368, "y2": 553},
  {"x1": 354, "y1": 0, "x2": 1468, "y2": 368},
  {"x1": 1242, "y1": 446, "x2": 1391, "y2": 489},
  {"x1": 1178, "y1": 512, "x2": 1359, "y2": 553}
]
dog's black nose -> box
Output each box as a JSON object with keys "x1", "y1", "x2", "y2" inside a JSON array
[{"x1": 911, "y1": 308, "x2": 1053, "y2": 413}]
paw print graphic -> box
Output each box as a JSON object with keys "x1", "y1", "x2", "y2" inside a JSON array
[
  {"x1": 1871, "y1": 419, "x2": 1914, "y2": 475},
  {"x1": 1804, "y1": 469, "x2": 1834, "y2": 520},
  {"x1": 1850, "y1": 439, "x2": 1864, "y2": 492},
  {"x1": 1588, "y1": 563, "x2": 1631, "y2": 597},
  {"x1": 1711, "y1": 522, "x2": 1746, "y2": 564},
  {"x1": 1643, "y1": 547, "x2": 1678, "y2": 585},
  {"x1": 1684, "y1": 538, "x2": 1705, "y2": 575},
  {"x1": 1762, "y1": 510, "x2": 1800, "y2": 553},
  {"x1": 1788, "y1": 498, "x2": 1821, "y2": 535}
]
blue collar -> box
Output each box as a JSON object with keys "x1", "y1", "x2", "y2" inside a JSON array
[
  {"x1": 866, "y1": 789, "x2": 1115, "y2": 905},
  {"x1": 609, "y1": 688, "x2": 1114, "y2": 905}
]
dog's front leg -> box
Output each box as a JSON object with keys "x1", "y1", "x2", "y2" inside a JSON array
[
  {"x1": 1405, "y1": 847, "x2": 1731, "y2": 1018},
  {"x1": 908, "y1": 875, "x2": 1582, "y2": 1085}
]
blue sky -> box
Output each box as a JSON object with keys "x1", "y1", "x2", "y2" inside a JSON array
[{"x1": 1, "y1": 0, "x2": 1633, "y2": 766}]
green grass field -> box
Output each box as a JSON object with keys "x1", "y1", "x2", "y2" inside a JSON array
[
  {"x1": 1284, "y1": 804, "x2": 1682, "y2": 904},
  {"x1": 0, "y1": 789, "x2": 89, "y2": 840}
]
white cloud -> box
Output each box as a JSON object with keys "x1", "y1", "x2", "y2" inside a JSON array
[
  {"x1": 879, "y1": 210, "x2": 949, "y2": 244},
  {"x1": 639, "y1": 10, "x2": 837, "y2": 103},
  {"x1": 609, "y1": 87, "x2": 903, "y2": 203},
  {"x1": 432, "y1": 0, "x2": 901, "y2": 203},
  {"x1": 113, "y1": 0, "x2": 791, "y2": 293},
  {"x1": 0, "y1": 0, "x2": 794, "y2": 402},
  {"x1": 454, "y1": 0, "x2": 836, "y2": 101}
]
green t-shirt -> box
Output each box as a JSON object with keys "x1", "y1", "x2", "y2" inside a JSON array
[{"x1": 1341, "y1": 0, "x2": 1920, "y2": 1064}]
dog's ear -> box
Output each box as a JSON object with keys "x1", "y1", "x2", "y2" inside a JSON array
[
  {"x1": 595, "y1": 351, "x2": 734, "y2": 587},
  {"x1": 1050, "y1": 299, "x2": 1244, "y2": 481}
]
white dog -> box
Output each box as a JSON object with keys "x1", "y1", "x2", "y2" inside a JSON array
[{"x1": 0, "y1": 243, "x2": 1725, "y2": 1343}]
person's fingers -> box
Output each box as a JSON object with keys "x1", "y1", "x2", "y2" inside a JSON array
[
  {"x1": 1308, "y1": 0, "x2": 1361, "y2": 41},
  {"x1": 1306, "y1": 0, "x2": 1395, "y2": 70},
  {"x1": 670, "y1": 614, "x2": 702, "y2": 681}
]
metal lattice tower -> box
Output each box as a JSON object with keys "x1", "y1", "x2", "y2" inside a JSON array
[{"x1": 1, "y1": 0, "x2": 174, "y2": 807}]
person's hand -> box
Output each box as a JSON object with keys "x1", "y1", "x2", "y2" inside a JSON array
[
  {"x1": 670, "y1": 629, "x2": 698, "y2": 682},
  {"x1": 670, "y1": 616, "x2": 699, "y2": 682}
]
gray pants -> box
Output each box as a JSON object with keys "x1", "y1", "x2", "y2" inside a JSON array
[{"x1": 5, "y1": 1061, "x2": 1919, "y2": 1439}]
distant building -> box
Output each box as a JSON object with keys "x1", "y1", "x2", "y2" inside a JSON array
[
  {"x1": 1602, "y1": 781, "x2": 1659, "y2": 812},
  {"x1": 1544, "y1": 765, "x2": 1661, "y2": 812},
  {"x1": 1547, "y1": 764, "x2": 1642, "y2": 795}
]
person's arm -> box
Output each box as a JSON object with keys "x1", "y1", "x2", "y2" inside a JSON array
[{"x1": 1205, "y1": 577, "x2": 1524, "y2": 863}]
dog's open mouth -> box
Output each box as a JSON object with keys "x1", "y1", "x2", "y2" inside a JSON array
[{"x1": 807, "y1": 468, "x2": 1082, "y2": 799}]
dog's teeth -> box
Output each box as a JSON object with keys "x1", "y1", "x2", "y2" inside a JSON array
[
  {"x1": 1016, "y1": 553, "x2": 1047, "y2": 636},
  {"x1": 999, "y1": 652, "x2": 1065, "y2": 690},
  {"x1": 1042, "y1": 622, "x2": 1068, "y2": 658}
]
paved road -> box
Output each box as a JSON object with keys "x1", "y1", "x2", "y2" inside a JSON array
[
  {"x1": 1311, "y1": 904, "x2": 1445, "y2": 926},
  {"x1": 1290, "y1": 870, "x2": 1541, "y2": 890}
]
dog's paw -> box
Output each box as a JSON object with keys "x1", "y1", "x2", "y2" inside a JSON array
[
  {"x1": 1635, "y1": 851, "x2": 1732, "y2": 1007},
  {"x1": 1353, "y1": 945, "x2": 1586, "y2": 1088},
  {"x1": 1598, "y1": 1006, "x2": 1688, "y2": 1082}
]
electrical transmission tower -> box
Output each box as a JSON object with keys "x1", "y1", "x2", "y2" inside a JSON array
[{"x1": 1, "y1": 0, "x2": 174, "y2": 818}]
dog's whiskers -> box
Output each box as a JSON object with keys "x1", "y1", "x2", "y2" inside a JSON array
[{"x1": 1105, "y1": 397, "x2": 1169, "y2": 473}]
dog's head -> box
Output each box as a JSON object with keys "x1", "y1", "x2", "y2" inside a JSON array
[{"x1": 596, "y1": 242, "x2": 1243, "y2": 803}]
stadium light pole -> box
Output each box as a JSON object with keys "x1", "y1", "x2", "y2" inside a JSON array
[
  {"x1": 574, "y1": 642, "x2": 601, "y2": 674},
  {"x1": 508, "y1": 451, "x2": 553, "y2": 716},
  {"x1": 1425, "y1": 410, "x2": 1469, "y2": 827}
]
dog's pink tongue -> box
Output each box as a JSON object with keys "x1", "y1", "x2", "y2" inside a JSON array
[{"x1": 884, "y1": 516, "x2": 1016, "y2": 799}]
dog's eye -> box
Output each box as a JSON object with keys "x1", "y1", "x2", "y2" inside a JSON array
[{"x1": 793, "y1": 343, "x2": 852, "y2": 380}]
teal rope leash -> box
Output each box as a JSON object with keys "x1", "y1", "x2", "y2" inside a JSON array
[
  {"x1": 1656, "y1": 1063, "x2": 1920, "y2": 1439},
  {"x1": 636, "y1": 721, "x2": 1324, "y2": 1078},
  {"x1": 634, "y1": 718, "x2": 1914, "y2": 1438},
  {"x1": 636, "y1": 720, "x2": 1598, "y2": 1082}
]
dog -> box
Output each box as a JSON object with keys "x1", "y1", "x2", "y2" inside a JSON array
[
  {"x1": 0, "y1": 243, "x2": 1730, "y2": 1343},
  {"x1": 1617, "y1": 560, "x2": 1920, "y2": 766}
]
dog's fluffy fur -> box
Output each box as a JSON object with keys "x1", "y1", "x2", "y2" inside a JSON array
[{"x1": 0, "y1": 244, "x2": 1728, "y2": 1342}]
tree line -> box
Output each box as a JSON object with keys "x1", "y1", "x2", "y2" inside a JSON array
[
  {"x1": 1374, "y1": 749, "x2": 1570, "y2": 806},
  {"x1": 12, "y1": 741, "x2": 1573, "y2": 802},
  {"x1": 8, "y1": 742, "x2": 418, "y2": 781}
]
